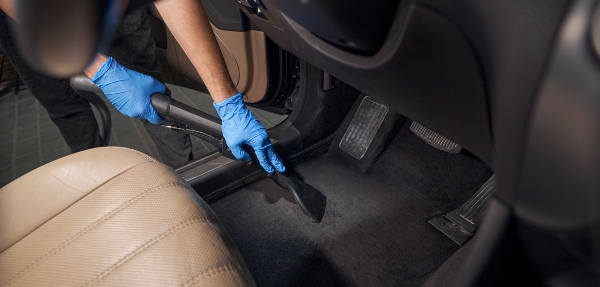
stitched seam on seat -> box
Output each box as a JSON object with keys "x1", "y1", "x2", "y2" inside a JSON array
[
  {"x1": 180, "y1": 262, "x2": 242, "y2": 287},
  {"x1": 102, "y1": 146, "x2": 156, "y2": 162},
  {"x1": 1, "y1": 182, "x2": 187, "y2": 287},
  {"x1": 0, "y1": 161, "x2": 161, "y2": 254},
  {"x1": 85, "y1": 217, "x2": 216, "y2": 286}
]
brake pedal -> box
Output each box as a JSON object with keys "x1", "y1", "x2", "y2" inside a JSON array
[
  {"x1": 410, "y1": 121, "x2": 462, "y2": 153},
  {"x1": 339, "y1": 96, "x2": 389, "y2": 159},
  {"x1": 429, "y1": 174, "x2": 497, "y2": 245}
]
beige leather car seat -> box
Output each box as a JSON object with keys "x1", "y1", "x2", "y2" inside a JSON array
[{"x1": 0, "y1": 147, "x2": 256, "y2": 287}]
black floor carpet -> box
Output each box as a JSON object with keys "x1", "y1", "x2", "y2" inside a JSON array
[{"x1": 209, "y1": 124, "x2": 492, "y2": 287}]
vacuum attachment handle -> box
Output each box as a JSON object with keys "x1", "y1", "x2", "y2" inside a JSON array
[{"x1": 151, "y1": 93, "x2": 223, "y2": 137}]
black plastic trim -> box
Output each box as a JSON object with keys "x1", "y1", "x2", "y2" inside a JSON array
[
  {"x1": 200, "y1": 0, "x2": 250, "y2": 32},
  {"x1": 248, "y1": 38, "x2": 299, "y2": 113}
]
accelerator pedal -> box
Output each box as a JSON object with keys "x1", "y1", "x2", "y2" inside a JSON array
[
  {"x1": 410, "y1": 121, "x2": 462, "y2": 153},
  {"x1": 339, "y1": 96, "x2": 389, "y2": 159},
  {"x1": 429, "y1": 174, "x2": 497, "y2": 245}
]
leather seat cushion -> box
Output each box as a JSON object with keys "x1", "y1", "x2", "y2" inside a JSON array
[{"x1": 0, "y1": 147, "x2": 255, "y2": 287}]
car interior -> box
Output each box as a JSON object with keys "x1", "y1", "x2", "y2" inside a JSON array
[{"x1": 1, "y1": 0, "x2": 600, "y2": 286}]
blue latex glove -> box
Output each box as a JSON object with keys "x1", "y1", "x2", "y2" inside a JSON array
[
  {"x1": 91, "y1": 57, "x2": 165, "y2": 124},
  {"x1": 214, "y1": 93, "x2": 286, "y2": 174}
]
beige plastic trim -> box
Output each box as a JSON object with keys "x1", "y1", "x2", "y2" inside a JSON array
[
  {"x1": 212, "y1": 26, "x2": 269, "y2": 103},
  {"x1": 168, "y1": 25, "x2": 269, "y2": 103},
  {"x1": 149, "y1": 4, "x2": 269, "y2": 103}
]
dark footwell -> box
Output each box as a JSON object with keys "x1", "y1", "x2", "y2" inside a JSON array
[{"x1": 209, "y1": 125, "x2": 492, "y2": 287}]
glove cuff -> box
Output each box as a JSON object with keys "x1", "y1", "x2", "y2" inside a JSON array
[
  {"x1": 90, "y1": 56, "x2": 115, "y2": 83},
  {"x1": 213, "y1": 92, "x2": 244, "y2": 119}
]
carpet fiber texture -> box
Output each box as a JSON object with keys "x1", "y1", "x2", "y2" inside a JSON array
[{"x1": 210, "y1": 124, "x2": 492, "y2": 287}]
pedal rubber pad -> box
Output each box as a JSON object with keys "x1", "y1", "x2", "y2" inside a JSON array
[
  {"x1": 339, "y1": 97, "x2": 389, "y2": 159},
  {"x1": 410, "y1": 121, "x2": 462, "y2": 154}
]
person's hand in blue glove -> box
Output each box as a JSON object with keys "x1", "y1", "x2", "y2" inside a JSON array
[
  {"x1": 214, "y1": 93, "x2": 286, "y2": 174},
  {"x1": 89, "y1": 56, "x2": 165, "y2": 124}
]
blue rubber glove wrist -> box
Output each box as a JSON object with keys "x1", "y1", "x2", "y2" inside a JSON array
[
  {"x1": 214, "y1": 93, "x2": 286, "y2": 174},
  {"x1": 91, "y1": 57, "x2": 165, "y2": 124}
]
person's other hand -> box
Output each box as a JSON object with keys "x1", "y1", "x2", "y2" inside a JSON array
[
  {"x1": 91, "y1": 57, "x2": 165, "y2": 124},
  {"x1": 214, "y1": 93, "x2": 286, "y2": 174}
]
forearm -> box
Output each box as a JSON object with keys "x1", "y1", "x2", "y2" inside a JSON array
[
  {"x1": 84, "y1": 54, "x2": 109, "y2": 78},
  {"x1": 154, "y1": 0, "x2": 237, "y2": 103},
  {"x1": 0, "y1": 0, "x2": 15, "y2": 19},
  {"x1": 1, "y1": 0, "x2": 104, "y2": 75}
]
